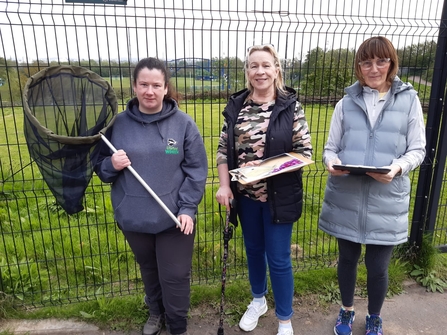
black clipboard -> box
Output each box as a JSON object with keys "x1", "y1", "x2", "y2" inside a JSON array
[{"x1": 333, "y1": 164, "x2": 391, "y2": 175}]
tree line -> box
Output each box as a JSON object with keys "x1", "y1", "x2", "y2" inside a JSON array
[{"x1": 0, "y1": 40, "x2": 437, "y2": 104}]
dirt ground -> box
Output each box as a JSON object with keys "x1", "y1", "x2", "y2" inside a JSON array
[
  {"x1": 169, "y1": 279, "x2": 444, "y2": 335},
  {"x1": 1, "y1": 280, "x2": 445, "y2": 335}
]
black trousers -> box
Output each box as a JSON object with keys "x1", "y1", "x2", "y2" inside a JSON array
[
  {"x1": 337, "y1": 238, "x2": 394, "y2": 315},
  {"x1": 122, "y1": 226, "x2": 195, "y2": 334}
]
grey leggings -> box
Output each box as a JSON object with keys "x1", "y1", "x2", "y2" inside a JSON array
[{"x1": 337, "y1": 238, "x2": 394, "y2": 315}]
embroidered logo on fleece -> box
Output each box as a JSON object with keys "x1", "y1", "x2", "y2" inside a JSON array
[{"x1": 165, "y1": 138, "x2": 179, "y2": 154}]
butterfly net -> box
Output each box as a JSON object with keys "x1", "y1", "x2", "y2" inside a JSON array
[{"x1": 23, "y1": 65, "x2": 117, "y2": 214}]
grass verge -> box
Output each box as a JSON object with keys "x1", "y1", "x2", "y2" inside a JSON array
[{"x1": 0, "y1": 259, "x2": 421, "y2": 333}]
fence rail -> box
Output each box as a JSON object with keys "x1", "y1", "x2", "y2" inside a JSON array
[{"x1": 0, "y1": 0, "x2": 446, "y2": 307}]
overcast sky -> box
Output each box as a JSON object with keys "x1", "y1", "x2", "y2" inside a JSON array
[{"x1": 0, "y1": 0, "x2": 443, "y2": 63}]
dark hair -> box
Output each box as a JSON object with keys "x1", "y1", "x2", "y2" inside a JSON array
[
  {"x1": 133, "y1": 57, "x2": 178, "y2": 102},
  {"x1": 354, "y1": 36, "x2": 399, "y2": 87}
]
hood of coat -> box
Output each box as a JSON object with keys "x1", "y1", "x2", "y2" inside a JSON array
[
  {"x1": 223, "y1": 86, "x2": 297, "y2": 121},
  {"x1": 345, "y1": 76, "x2": 413, "y2": 99},
  {"x1": 124, "y1": 97, "x2": 178, "y2": 124}
]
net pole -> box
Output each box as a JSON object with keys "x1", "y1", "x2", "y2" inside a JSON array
[{"x1": 100, "y1": 133, "x2": 182, "y2": 228}]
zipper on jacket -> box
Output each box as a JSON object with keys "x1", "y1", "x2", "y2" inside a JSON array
[{"x1": 359, "y1": 179, "x2": 370, "y2": 243}]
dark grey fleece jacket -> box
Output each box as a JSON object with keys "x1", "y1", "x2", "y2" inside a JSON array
[{"x1": 94, "y1": 98, "x2": 208, "y2": 234}]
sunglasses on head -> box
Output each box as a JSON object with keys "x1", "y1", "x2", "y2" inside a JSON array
[{"x1": 247, "y1": 43, "x2": 275, "y2": 53}]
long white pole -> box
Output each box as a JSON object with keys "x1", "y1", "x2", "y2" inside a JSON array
[{"x1": 100, "y1": 133, "x2": 181, "y2": 228}]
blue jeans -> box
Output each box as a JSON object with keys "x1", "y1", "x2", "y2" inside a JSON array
[{"x1": 237, "y1": 195, "x2": 294, "y2": 320}]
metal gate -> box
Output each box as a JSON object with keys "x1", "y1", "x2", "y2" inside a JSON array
[{"x1": 0, "y1": 0, "x2": 446, "y2": 307}]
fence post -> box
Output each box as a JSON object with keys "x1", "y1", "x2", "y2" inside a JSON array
[{"x1": 410, "y1": 0, "x2": 447, "y2": 247}]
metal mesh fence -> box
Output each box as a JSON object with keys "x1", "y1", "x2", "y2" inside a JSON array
[{"x1": 0, "y1": 0, "x2": 446, "y2": 307}]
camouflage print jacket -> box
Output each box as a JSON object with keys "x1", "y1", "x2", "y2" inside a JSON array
[{"x1": 220, "y1": 87, "x2": 312, "y2": 225}]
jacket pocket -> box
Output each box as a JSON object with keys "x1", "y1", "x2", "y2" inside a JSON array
[{"x1": 114, "y1": 193, "x2": 179, "y2": 231}]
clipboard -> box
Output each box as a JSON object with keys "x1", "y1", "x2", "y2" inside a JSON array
[
  {"x1": 229, "y1": 152, "x2": 314, "y2": 184},
  {"x1": 332, "y1": 164, "x2": 391, "y2": 175}
]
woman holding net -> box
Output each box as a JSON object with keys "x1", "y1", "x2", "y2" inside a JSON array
[{"x1": 95, "y1": 57, "x2": 207, "y2": 335}]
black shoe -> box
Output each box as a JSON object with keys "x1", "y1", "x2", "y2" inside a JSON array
[{"x1": 142, "y1": 314, "x2": 164, "y2": 335}]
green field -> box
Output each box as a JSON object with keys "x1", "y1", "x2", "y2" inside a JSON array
[
  {"x1": 0, "y1": 78, "x2": 443, "y2": 307},
  {"x1": 0, "y1": 98, "x2": 333, "y2": 305},
  {"x1": 108, "y1": 76, "x2": 222, "y2": 96}
]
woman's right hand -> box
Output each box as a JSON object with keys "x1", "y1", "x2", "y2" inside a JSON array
[
  {"x1": 216, "y1": 185, "x2": 234, "y2": 208},
  {"x1": 111, "y1": 149, "x2": 131, "y2": 171},
  {"x1": 327, "y1": 158, "x2": 349, "y2": 176}
]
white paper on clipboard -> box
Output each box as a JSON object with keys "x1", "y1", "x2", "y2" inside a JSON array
[{"x1": 229, "y1": 152, "x2": 314, "y2": 184}]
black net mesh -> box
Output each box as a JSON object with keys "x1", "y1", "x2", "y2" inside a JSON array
[{"x1": 23, "y1": 65, "x2": 117, "y2": 214}]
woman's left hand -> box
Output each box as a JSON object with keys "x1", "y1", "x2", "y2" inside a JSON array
[
  {"x1": 177, "y1": 214, "x2": 194, "y2": 235},
  {"x1": 366, "y1": 164, "x2": 402, "y2": 184},
  {"x1": 240, "y1": 159, "x2": 262, "y2": 168}
]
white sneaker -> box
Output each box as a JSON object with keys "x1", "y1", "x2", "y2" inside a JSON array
[
  {"x1": 277, "y1": 327, "x2": 294, "y2": 335},
  {"x1": 238, "y1": 297, "x2": 268, "y2": 331}
]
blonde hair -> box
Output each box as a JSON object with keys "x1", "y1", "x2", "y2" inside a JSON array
[
  {"x1": 354, "y1": 36, "x2": 399, "y2": 87},
  {"x1": 245, "y1": 44, "x2": 286, "y2": 95}
]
